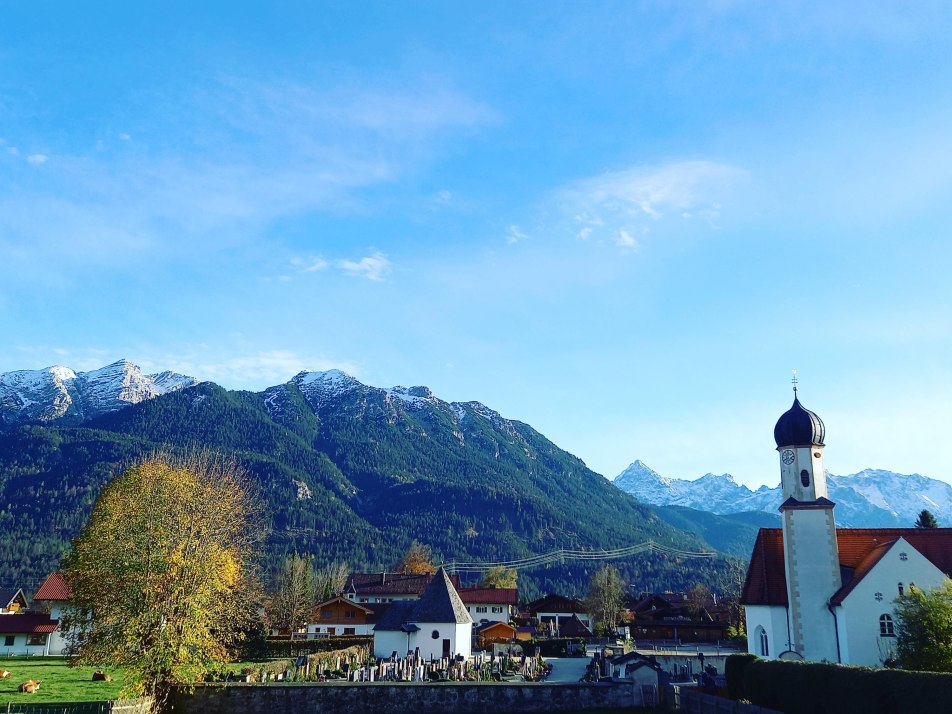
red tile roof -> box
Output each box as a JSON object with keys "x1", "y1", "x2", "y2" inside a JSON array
[
  {"x1": 33, "y1": 572, "x2": 71, "y2": 601},
  {"x1": 742, "y1": 528, "x2": 952, "y2": 607},
  {"x1": 0, "y1": 613, "x2": 59, "y2": 634},
  {"x1": 458, "y1": 587, "x2": 518, "y2": 605}
]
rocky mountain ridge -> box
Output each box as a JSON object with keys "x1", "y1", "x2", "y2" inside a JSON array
[{"x1": 613, "y1": 460, "x2": 952, "y2": 528}]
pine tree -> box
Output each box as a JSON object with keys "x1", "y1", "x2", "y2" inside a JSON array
[{"x1": 915, "y1": 510, "x2": 939, "y2": 528}]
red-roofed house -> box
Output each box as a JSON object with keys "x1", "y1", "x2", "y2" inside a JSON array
[
  {"x1": 458, "y1": 586, "x2": 517, "y2": 624},
  {"x1": 31, "y1": 572, "x2": 73, "y2": 655},
  {"x1": 0, "y1": 613, "x2": 59, "y2": 656},
  {"x1": 742, "y1": 393, "x2": 952, "y2": 667}
]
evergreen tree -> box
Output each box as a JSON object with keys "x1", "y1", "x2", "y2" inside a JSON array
[{"x1": 915, "y1": 509, "x2": 939, "y2": 528}]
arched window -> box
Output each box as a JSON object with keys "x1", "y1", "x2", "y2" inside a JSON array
[
  {"x1": 898, "y1": 582, "x2": 904, "y2": 596},
  {"x1": 800, "y1": 469, "x2": 810, "y2": 487},
  {"x1": 756, "y1": 626, "x2": 769, "y2": 656},
  {"x1": 879, "y1": 614, "x2": 895, "y2": 637}
]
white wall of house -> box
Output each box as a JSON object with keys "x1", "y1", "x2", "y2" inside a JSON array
[
  {"x1": 373, "y1": 622, "x2": 472, "y2": 661},
  {"x1": 744, "y1": 604, "x2": 789, "y2": 659},
  {"x1": 467, "y1": 603, "x2": 510, "y2": 624},
  {"x1": 836, "y1": 538, "x2": 947, "y2": 667},
  {"x1": 306, "y1": 622, "x2": 375, "y2": 637},
  {"x1": 0, "y1": 633, "x2": 51, "y2": 656}
]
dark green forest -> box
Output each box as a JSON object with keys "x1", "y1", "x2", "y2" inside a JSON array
[{"x1": 0, "y1": 379, "x2": 745, "y2": 600}]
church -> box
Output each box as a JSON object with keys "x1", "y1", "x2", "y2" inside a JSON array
[{"x1": 741, "y1": 390, "x2": 952, "y2": 666}]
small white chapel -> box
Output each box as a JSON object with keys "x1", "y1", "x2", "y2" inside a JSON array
[{"x1": 741, "y1": 388, "x2": 952, "y2": 666}]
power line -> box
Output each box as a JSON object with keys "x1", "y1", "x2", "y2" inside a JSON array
[{"x1": 443, "y1": 540, "x2": 716, "y2": 573}]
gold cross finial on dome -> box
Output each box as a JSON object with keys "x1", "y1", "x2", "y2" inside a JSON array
[{"x1": 791, "y1": 369, "x2": 798, "y2": 394}]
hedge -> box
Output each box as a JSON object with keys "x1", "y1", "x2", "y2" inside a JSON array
[
  {"x1": 724, "y1": 653, "x2": 758, "y2": 700},
  {"x1": 741, "y1": 658, "x2": 952, "y2": 714},
  {"x1": 265, "y1": 636, "x2": 373, "y2": 657}
]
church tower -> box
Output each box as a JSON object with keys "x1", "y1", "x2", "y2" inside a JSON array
[{"x1": 774, "y1": 386, "x2": 841, "y2": 661}]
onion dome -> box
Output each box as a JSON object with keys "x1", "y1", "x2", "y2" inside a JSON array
[{"x1": 774, "y1": 395, "x2": 825, "y2": 448}]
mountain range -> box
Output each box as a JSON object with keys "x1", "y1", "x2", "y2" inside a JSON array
[
  {"x1": 613, "y1": 459, "x2": 951, "y2": 528},
  {"x1": 0, "y1": 360, "x2": 734, "y2": 599}
]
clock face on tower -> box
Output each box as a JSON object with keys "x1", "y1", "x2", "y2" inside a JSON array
[{"x1": 781, "y1": 449, "x2": 795, "y2": 465}]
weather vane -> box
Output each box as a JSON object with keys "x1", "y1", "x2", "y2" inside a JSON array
[{"x1": 791, "y1": 369, "x2": 798, "y2": 394}]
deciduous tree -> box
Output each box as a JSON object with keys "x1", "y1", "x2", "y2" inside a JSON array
[
  {"x1": 895, "y1": 579, "x2": 952, "y2": 672},
  {"x1": 61, "y1": 454, "x2": 262, "y2": 699},
  {"x1": 479, "y1": 566, "x2": 518, "y2": 589},
  {"x1": 269, "y1": 553, "x2": 314, "y2": 635},
  {"x1": 585, "y1": 565, "x2": 624, "y2": 636},
  {"x1": 396, "y1": 540, "x2": 436, "y2": 574},
  {"x1": 314, "y1": 561, "x2": 350, "y2": 602}
]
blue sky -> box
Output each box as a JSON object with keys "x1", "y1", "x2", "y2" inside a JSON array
[{"x1": 2, "y1": 2, "x2": 951, "y2": 488}]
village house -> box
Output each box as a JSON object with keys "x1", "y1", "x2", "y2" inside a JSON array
[
  {"x1": 373, "y1": 568, "x2": 473, "y2": 660},
  {"x1": 0, "y1": 613, "x2": 59, "y2": 656},
  {"x1": 627, "y1": 592, "x2": 729, "y2": 644},
  {"x1": 31, "y1": 572, "x2": 72, "y2": 655},
  {"x1": 526, "y1": 593, "x2": 593, "y2": 635},
  {"x1": 742, "y1": 391, "x2": 952, "y2": 667},
  {"x1": 457, "y1": 585, "x2": 517, "y2": 625},
  {"x1": 344, "y1": 572, "x2": 458, "y2": 603},
  {"x1": 302, "y1": 595, "x2": 383, "y2": 637}
]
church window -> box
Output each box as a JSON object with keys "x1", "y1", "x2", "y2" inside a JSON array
[
  {"x1": 756, "y1": 626, "x2": 769, "y2": 656},
  {"x1": 800, "y1": 469, "x2": 810, "y2": 487},
  {"x1": 898, "y1": 583, "x2": 904, "y2": 596},
  {"x1": 879, "y1": 614, "x2": 895, "y2": 637}
]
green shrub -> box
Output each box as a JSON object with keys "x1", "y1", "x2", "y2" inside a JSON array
[
  {"x1": 742, "y1": 658, "x2": 952, "y2": 714},
  {"x1": 265, "y1": 636, "x2": 372, "y2": 657},
  {"x1": 724, "y1": 653, "x2": 758, "y2": 700}
]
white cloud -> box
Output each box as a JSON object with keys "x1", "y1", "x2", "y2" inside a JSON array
[
  {"x1": 119, "y1": 133, "x2": 131, "y2": 141},
  {"x1": 27, "y1": 154, "x2": 48, "y2": 165},
  {"x1": 336, "y1": 251, "x2": 391, "y2": 281},
  {"x1": 615, "y1": 229, "x2": 638, "y2": 251},
  {"x1": 506, "y1": 225, "x2": 529, "y2": 244},
  {"x1": 7, "y1": 147, "x2": 18, "y2": 156},
  {"x1": 290, "y1": 255, "x2": 329, "y2": 273},
  {"x1": 556, "y1": 160, "x2": 746, "y2": 249}
]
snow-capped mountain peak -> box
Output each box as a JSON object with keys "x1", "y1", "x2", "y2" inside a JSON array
[{"x1": 0, "y1": 360, "x2": 200, "y2": 427}]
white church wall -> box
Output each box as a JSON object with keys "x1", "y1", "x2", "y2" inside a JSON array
[
  {"x1": 837, "y1": 537, "x2": 947, "y2": 667},
  {"x1": 744, "y1": 605, "x2": 788, "y2": 659}
]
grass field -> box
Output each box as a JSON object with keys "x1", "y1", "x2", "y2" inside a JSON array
[{"x1": 0, "y1": 657, "x2": 126, "y2": 704}]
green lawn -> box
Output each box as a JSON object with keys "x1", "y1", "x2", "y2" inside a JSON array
[{"x1": 0, "y1": 657, "x2": 126, "y2": 704}]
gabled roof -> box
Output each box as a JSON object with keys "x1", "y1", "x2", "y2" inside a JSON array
[
  {"x1": 0, "y1": 588, "x2": 27, "y2": 610},
  {"x1": 412, "y1": 568, "x2": 472, "y2": 624},
  {"x1": 558, "y1": 613, "x2": 592, "y2": 637},
  {"x1": 458, "y1": 586, "x2": 518, "y2": 605},
  {"x1": 313, "y1": 595, "x2": 376, "y2": 615},
  {"x1": 742, "y1": 528, "x2": 952, "y2": 606},
  {"x1": 527, "y1": 593, "x2": 586, "y2": 614},
  {"x1": 373, "y1": 568, "x2": 472, "y2": 631},
  {"x1": 33, "y1": 572, "x2": 70, "y2": 601},
  {"x1": 0, "y1": 613, "x2": 58, "y2": 634},
  {"x1": 475, "y1": 621, "x2": 516, "y2": 636},
  {"x1": 346, "y1": 572, "x2": 435, "y2": 597}
]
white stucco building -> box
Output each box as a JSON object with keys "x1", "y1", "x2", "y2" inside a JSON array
[
  {"x1": 742, "y1": 390, "x2": 952, "y2": 666},
  {"x1": 373, "y1": 568, "x2": 473, "y2": 660}
]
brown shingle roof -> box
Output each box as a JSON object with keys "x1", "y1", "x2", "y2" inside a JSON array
[
  {"x1": 742, "y1": 528, "x2": 952, "y2": 606},
  {"x1": 33, "y1": 572, "x2": 70, "y2": 601}
]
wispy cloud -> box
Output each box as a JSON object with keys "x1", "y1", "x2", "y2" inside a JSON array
[
  {"x1": 0, "y1": 74, "x2": 495, "y2": 284},
  {"x1": 506, "y1": 225, "x2": 529, "y2": 244},
  {"x1": 336, "y1": 251, "x2": 391, "y2": 281},
  {"x1": 290, "y1": 255, "x2": 329, "y2": 273},
  {"x1": 141, "y1": 350, "x2": 362, "y2": 390},
  {"x1": 556, "y1": 160, "x2": 746, "y2": 249}
]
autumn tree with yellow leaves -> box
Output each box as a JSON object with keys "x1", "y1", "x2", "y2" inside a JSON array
[{"x1": 61, "y1": 454, "x2": 263, "y2": 699}]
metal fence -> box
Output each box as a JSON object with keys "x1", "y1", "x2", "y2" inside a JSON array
[{"x1": 2, "y1": 699, "x2": 151, "y2": 714}]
